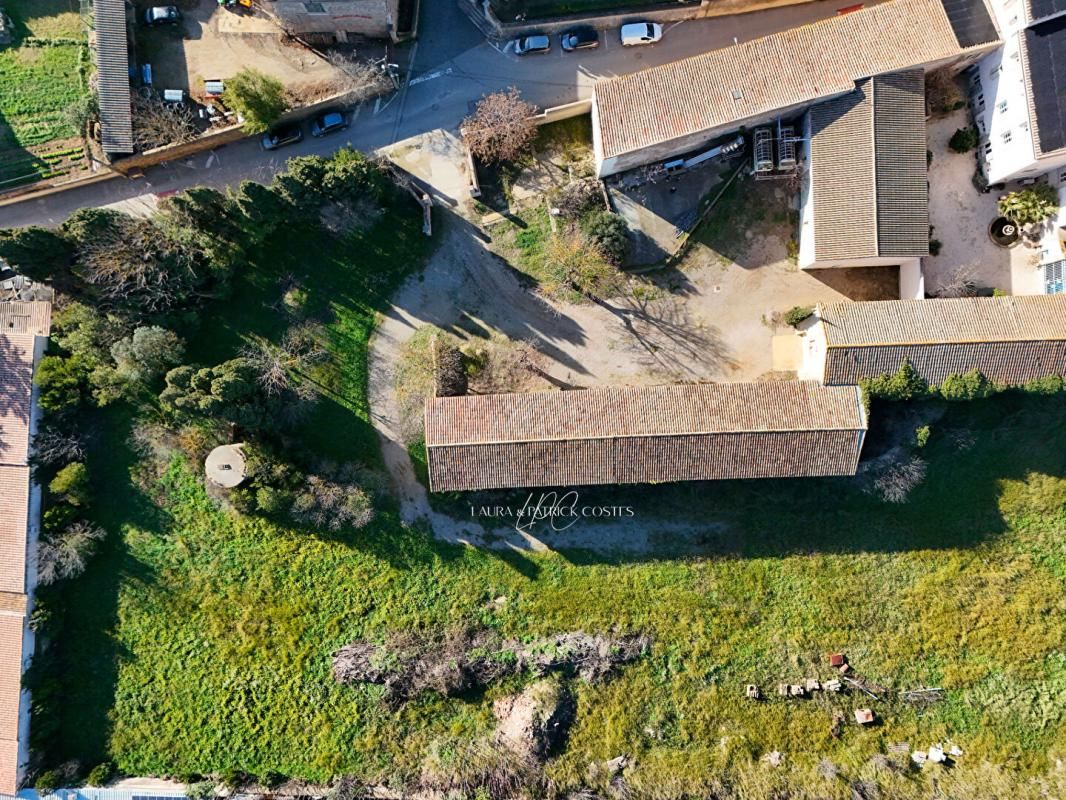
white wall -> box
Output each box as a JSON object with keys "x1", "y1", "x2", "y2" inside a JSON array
[
  {"x1": 899, "y1": 259, "x2": 925, "y2": 299},
  {"x1": 797, "y1": 112, "x2": 817, "y2": 268},
  {"x1": 797, "y1": 314, "x2": 827, "y2": 382}
]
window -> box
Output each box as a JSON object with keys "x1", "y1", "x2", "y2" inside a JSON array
[
  {"x1": 983, "y1": 141, "x2": 993, "y2": 155},
  {"x1": 304, "y1": 2, "x2": 326, "y2": 12},
  {"x1": 1001, "y1": 130, "x2": 1013, "y2": 144},
  {"x1": 997, "y1": 100, "x2": 1008, "y2": 113}
]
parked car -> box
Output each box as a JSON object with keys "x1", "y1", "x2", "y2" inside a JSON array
[
  {"x1": 620, "y1": 21, "x2": 663, "y2": 46},
  {"x1": 514, "y1": 34, "x2": 551, "y2": 55},
  {"x1": 144, "y1": 6, "x2": 181, "y2": 25},
  {"x1": 260, "y1": 122, "x2": 304, "y2": 151},
  {"x1": 561, "y1": 26, "x2": 599, "y2": 51},
  {"x1": 310, "y1": 110, "x2": 348, "y2": 137}
]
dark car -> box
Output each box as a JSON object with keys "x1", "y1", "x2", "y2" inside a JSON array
[
  {"x1": 561, "y1": 26, "x2": 599, "y2": 51},
  {"x1": 310, "y1": 110, "x2": 348, "y2": 137},
  {"x1": 260, "y1": 123, "x2": 304, "y2": 151},
  {"x1": 144, "y1": 6, "x2": 181, "y2": 25},
  {"x1": 513, "y1": 34, "x2": 551, "y2": 55}
]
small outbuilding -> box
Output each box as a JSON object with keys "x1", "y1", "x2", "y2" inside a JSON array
[{"x1": 205, "y1": 443, "x2": 247, "y2": 489}]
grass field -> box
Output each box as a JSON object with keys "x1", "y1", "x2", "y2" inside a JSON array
[
  {"x1": 0, "y1": 0, "x2": 90, "y2": 189},
  {"x1": 30, "y1": 187, "x2": 1066, "y2": 795}
]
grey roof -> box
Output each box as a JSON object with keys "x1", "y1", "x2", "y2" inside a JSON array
[
  {"x1": 425, "y1": 382, "x2": 868, "y2": 491},
  {"x1": 1022, "y1": 15, "x2": 1066, "y2": 156},
  {"x1": 1028, "y1": 0, "x2": 1066, "y2": 21},
  {"x1": 940, "y1": 0, "x2": 999, "y2": 47},
  {"x1": 94, "y1": 0, "x2": 134, "y2": 154},
  {"x1": 809, "y1": 70, "x2": 930, "y2": 262}
]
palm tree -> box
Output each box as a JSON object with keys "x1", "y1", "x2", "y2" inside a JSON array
[{"x1": 997, "y1": 183, "x2": 1059, "y2": 227}]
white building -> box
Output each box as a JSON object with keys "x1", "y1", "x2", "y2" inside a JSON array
[{"x1": 971, "y1": 0, "x2": 1066, "y2": 185}]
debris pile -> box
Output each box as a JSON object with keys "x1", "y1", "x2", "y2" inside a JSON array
[{"x1": 333, "y1": 628, "x2": 650, "y2": 705}]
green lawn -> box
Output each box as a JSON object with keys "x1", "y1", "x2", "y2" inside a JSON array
[
  {"x1": 28, "y1": 180, "x2": 1066, "y2": 795},
  {"x1": 0, "y1": 0, "x2": 89, "y2": 188}
]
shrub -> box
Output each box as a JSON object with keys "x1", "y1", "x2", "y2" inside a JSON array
[
  {"x1": 914, "y1": 424, "x2": 931, "y2": 449},
  {"x1": 433, "y1": 336, "x2": 468, "y2": 397},
  {"x1": 949, "y1": 126, "x2": 978, "y2": 153},
  {"x1": 860, "y1": 360, "x2": 929, "y2": 401},
  {"x1": 35, "y1": 770, "x2": 60, "y2": 795},
  {"x1": 1021, "y1": 374, "x2": 1064, "y2": 395},
  {"x1": 543, "y1": 231, "x2": 621, "y2": 298},
  {"x1": 105, "y1": 326, "x2": 186, "y2": 395},
  {"x1": 871, "y1": 456, "x2": 928, "y2": 503},
  {"x1": 783, "y1": 306, "x2": 814, "y2": 327},
  {"x1": 223, "y1": 69, "x2": 287, "y2": 134},
  {"x1": 86, "y1": 763, "x2": 113, "y2": 786},
  {"x1": 581, "y1": 209, "x2": 629, "y2": 265},
  {"x1": 553, "y1": 180, "x2": 600, "y2": 219},
  {"x1": 35, "y1": 356, "x2": 84, "y2": 411},
  {"x1": 49, "y1": 462, "x2": 90, "y2": 506},
  {"x1": 254, "y1": 486, "x2": 292, "y2": 516},
  {"x1": 184, "y1": 781, "x2": 215, "y2": 800},
  {"x1": 290, "y1": 473, "x2": 375, "y2": 532},
  {"x1": 929, "y1": 238, "x2": 942, "y2": 256},
  {"x1": 997, "y1": 183, "x2": 1059, "y2": 226},
  {"x1": 939, "y1": 370, "x2": 997, "y2": 401}
]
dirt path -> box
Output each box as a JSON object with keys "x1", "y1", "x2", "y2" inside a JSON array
[{"x1": 367, "y1": 214, "x2": 721, "y2": 553}]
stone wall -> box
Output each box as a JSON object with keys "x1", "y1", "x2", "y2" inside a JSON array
[{"x1": 267, "y1": 0, "x2": 400, "y2": 40}]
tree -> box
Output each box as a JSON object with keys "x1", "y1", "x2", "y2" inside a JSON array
[
  {"x1": 131, "y1": 94, "x2": 197, "y2": 150},
  {"x1": 860, "y1": 359, "x2": 929, "y2": 401},
  {"x1": 581, "y1": 209, "x2": 629, "y2": 265},
  {"x1": 224, "y1": 68, "x2": 287, "y2": 134},
  {"x1": 61, "y1": 208, "x2": 205, "y2": 312},
  {"x1": 35, "y1": 356, "x2": 83, "y2": 411},
  {"x1": 157, "y1": 187, "x2": 246, "y2": 269},
  {"x1": 948, "y1": 126, "x2": 978, "y2": 153},
  {"x1": 241, "y1": 322, "x2": 328, "y2": 399},
  {"x1": 542, "y1": 232, "x2": 621, "y2": 298},
  {"x1": 37, "y1": 521, "x2": 106, "y2": 585},
  {"x1": 49, "y1": 462, "x2": 90, "y2": 506},
  {"x1": 52, "y1": 302, "x2": 127, "y2": 374},
  {"x1": 997, "y1": 183, "x2": 1059, "y2": 227},
  {"x1": 233, "y1": 180, "x2": 291, "y2": 239},
  {"x1": 326, "y1": 52, "x2": 392, "y2": 104},
  {"x1": 160, "y1": 358, "x2": 277, "y2": 429},
  {"x1": 0, "y1": 226, "x2": 74, "y2": 286},
  {"x1": 290, "y1": 473, "x2": 375, "y2": 532},
  {"x1": 939, "y1": 370, "x2": 997, "y2": 401},
  {"x1": 461, "y1": 88, "x2": 537, "y2": 164},
  {"x1": 110, "y1": 326, "x2": 185, "y2": 387}
]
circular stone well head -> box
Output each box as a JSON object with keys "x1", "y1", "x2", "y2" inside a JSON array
[
  {"x1": 205, "y1": 443, "x2": 247, "y2": 489},
  {"x1": 989, "y1": 216, "x2": 1021, "y2": 248}
]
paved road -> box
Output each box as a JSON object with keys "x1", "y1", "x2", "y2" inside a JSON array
[{"x1": 0, "y1": 0, "x2": 863, "y2": 227}]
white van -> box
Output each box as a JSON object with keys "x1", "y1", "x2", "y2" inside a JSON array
[{"x1": 620, "y1": 22, "x2": 663, "y2": 46}]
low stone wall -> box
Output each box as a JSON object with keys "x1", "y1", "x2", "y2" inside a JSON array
[
  {"x1": 466, "y1": 0, "x2": 820, "y2": 38},
  {"x1": 531, "y1": 98, "x2": 592, "y2": 126},
  {"x1": 111, "y1": 88, "x2": 372, "y2": 176}
]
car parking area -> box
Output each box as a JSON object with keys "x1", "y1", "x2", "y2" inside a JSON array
[{"x1": 133, "y1": 1, "x2": 345, "y2": 102}]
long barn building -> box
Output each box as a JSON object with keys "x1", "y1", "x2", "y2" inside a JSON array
[
  {"x1": 801, "y1": 295, "x2": 1066, "y2": 386},
  {"x1": 424, "y1": 382, "x2": 867, "y2": 492}
]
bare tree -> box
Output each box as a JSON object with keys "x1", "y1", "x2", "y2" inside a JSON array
[
  {"x1": 935, "y1": 264, "x2": 979, "y2": 298},
  {"x1": 37, "y1": 521, "x2": 106, "y2": 585},
  {"x1": 871, "y1": 457, "x2": 927, "y2": 503},
  {"x1": 132, "y1": 95, "x2": 197, "y2": 151},
  {"x1": 326, "y1": 52, "x2": 393, "y2": 103},
  {"x1": 31, "y1": 426, "x2": 86, "y2": 469},
  {"x1": 242, "y1": 322, "x2": 329, "y2": 398},
  {"x1": 461, "y1": 88, "x2": 538, "y2": 164}
]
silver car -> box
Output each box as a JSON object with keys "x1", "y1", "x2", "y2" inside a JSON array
[{"x1": 514, "y1": 34, "x2": 551, "y2": 55}]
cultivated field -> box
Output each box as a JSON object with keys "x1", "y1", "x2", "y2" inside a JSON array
[{"x1": 0, "y1": 0, "x2": 90, "y2": 190}]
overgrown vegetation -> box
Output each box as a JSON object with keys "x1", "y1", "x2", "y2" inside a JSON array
[
  {"x1": 997, "y1": 183, "x2": 1059, "y2": 227},
  {"x1": 224, "y1": 68, "x2": 288, "y2": 134}
]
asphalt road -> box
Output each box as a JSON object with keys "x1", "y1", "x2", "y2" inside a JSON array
[{"x1": 0, "y1": 0, "x2": 865, "y2": 227}]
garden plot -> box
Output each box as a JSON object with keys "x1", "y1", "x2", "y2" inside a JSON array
[{"x1": 0, "y1": 0, "x2": 91, "y2": 190}]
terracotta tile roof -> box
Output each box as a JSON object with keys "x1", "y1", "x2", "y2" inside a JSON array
[
  {"x1": 818, "y1": 296, "x2": 1066, "y2": 385},
  {"x1": 0, "y1": 334, "x2": 35, "y2": 468},
  {"x1": 0, "y1": 302, "x2": 51, "y2": 337},
  {"x1": 425, "y1": 382, "x2": 867, "y2": 491},
  {"x1": 0, "y1": 611, "x2": 24, "y2": 795},
  {"x1": 593, "y1": 0, "x2": 998, "y2": 161},
  {"x1": 810, "y1": 70, "x2": 930, "y2": 261},
  {"x1": 0, "y1": 468, "x2": 29, "y2": 596}
]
